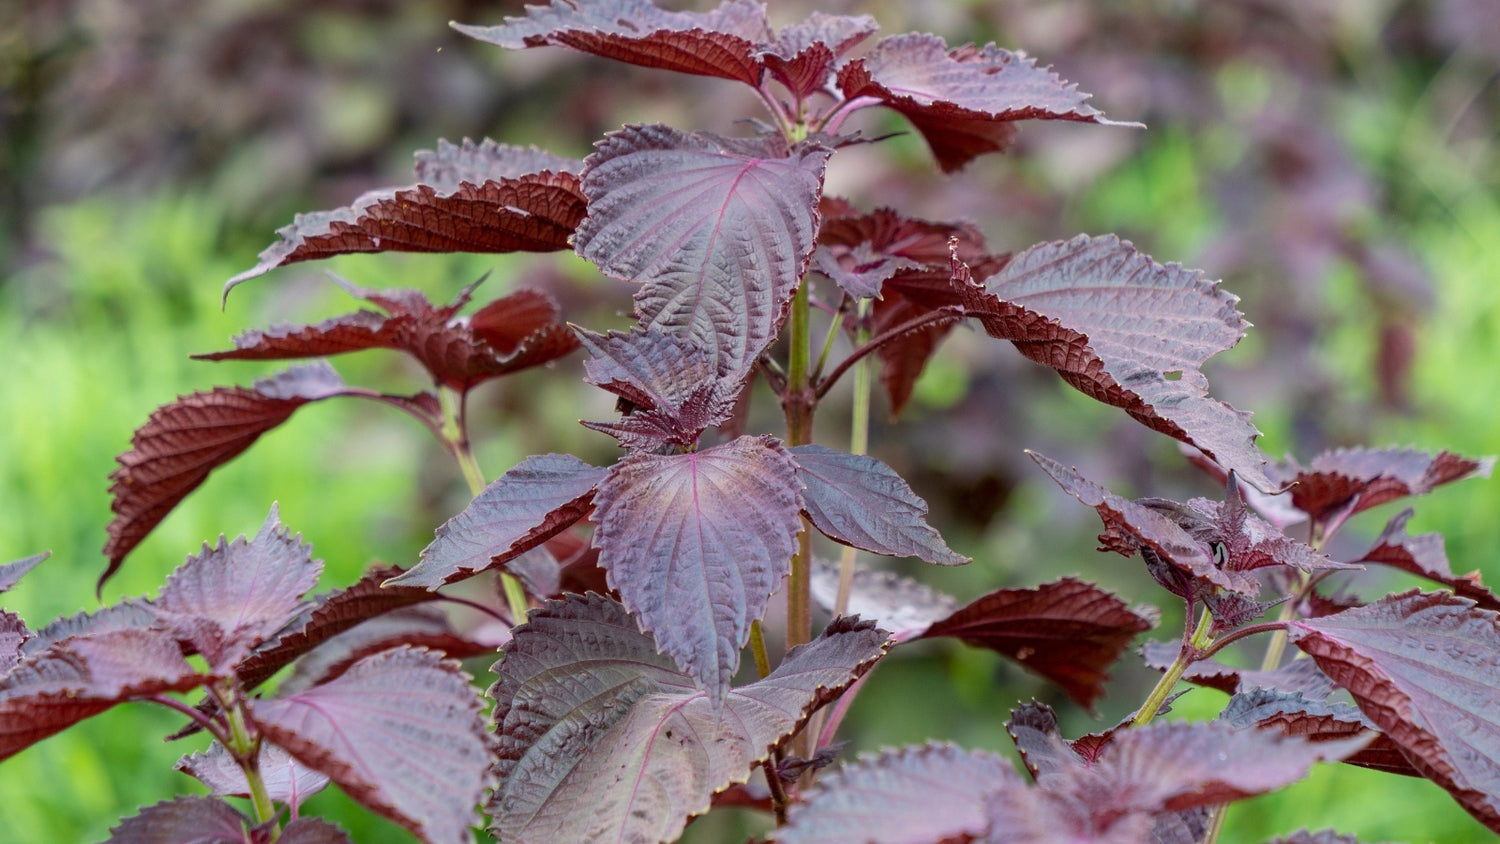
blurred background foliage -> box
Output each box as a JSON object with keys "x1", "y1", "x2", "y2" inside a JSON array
[{"x1": 2, "y1": 0, "x2": 1497, "y2": 841}]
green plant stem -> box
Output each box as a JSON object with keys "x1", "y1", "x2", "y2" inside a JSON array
[
  {"x1": 439, "y1": 386, "x2": 530, "y2": 624},
  {"x1": 834, "y1": 300, "x2": 872, "y2": 616},
  {"x1": 224, "y1": 694, "x2": 278, "y2": 837},
  {"x1": 749, "y1": 619, "x2": 772, "y2": 678},
  {"x1": 1132, "y1": 609, "x2": 1214, "y2": 728},
  {"x1": 810, "y1": 295, "x2": 847, "y2": 382}
]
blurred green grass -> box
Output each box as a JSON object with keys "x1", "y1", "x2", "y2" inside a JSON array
[{"x1": 4, "y1": 57, "x2": 1499, "y2": 844}]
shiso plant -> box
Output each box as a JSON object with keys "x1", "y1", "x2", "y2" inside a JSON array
[{"x1": 2, "y1": 2, "x2": 1498, "y2": 843}]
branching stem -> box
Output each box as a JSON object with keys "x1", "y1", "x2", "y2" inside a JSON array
[
  {"x1": 1132, "y1": 609, "x2": 1214, "y2": 727},
  {"x1": 815, "y1": 307, "x2": 964, "y2": 399},
  {"x1": 438, "y1": 386, "x2": 530, "y2": 624},
  {"x1": 217, "y1": 686, "x2": 278, "y2": 837}
]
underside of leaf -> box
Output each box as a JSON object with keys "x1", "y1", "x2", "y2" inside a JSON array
[
  {"x1": 102, "y1": 362, "x2": 349, "y2": 590},
  {"x1": 227, "y1": 139, "x2": 585, "y2": 294},
  {"x1": 837, "y1": 34, "x2": 1139, "y2": 172},
  {"x1": 921, "y1": 577, "x2": 1155, "y2": 710},
  {"x1": 1270, "y1": 447, "x2": 1494, "y2": 524},
  {"x1": 455, "y1": 0, "x2": 773, "y2": 85},
  {"x1": 199, "y1": 281, "x2": 579, "y2": 392}
]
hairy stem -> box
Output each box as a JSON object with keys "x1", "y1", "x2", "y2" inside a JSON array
[
  {"x1": 438, "y1": 386, "x2": 530, "y2": 623},
  {"x1": 1132, "y1": 609, "x2": 1214, "y2": 727}
]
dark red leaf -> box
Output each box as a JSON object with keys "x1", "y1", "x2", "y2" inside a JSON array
[
  {"x1": 274, "y1": 605, "x2": 497, "y2": 695},
  {"x1": 276, "y1": 819, "x2": 355, "y2": 844},
  {"x1": 0, "y1": 551, "x2": 46, "y2": 593},
  {"x1": 231, "y1": 564, "x2": 439, "y2": 692},
  {"x1": 808, "y1": 560, "x2": 958, "y2": 641},
  {"x1": 787, "y1": 722, "x2": 1360, "y2": 844},
  {"x1": 790, "y1": 444, "x2": 969, "y2": 565},
  {"x1": 153, "y1": 506, "x2": 322, "y2": 672},
  {"x1": 1269, "y1": 447, "x2": 1494, "y2": 524},
  {"x1": 0, "y1": 629, "x2": 207, "y2": 761},
  {"x1": 1029, "y1": 452, "x2": 1256, "y2": 597},
  {"x1": 103, "y1": 362, "x2": 349, "y2": 588},
  {"x1": 921, "y1": 577, "x2": 1155, "y2": 710},
  {"x1": 575, "y1": 125, "x2": 830, "y2": 380},
  {"x1": 103, "y1": 796, "x2": 251, "y2": 844},
  {"x1": 1006, "y1": 696, "x2": 1213, "y2": 844},
  {"x1": 503, "y1": 529, "x2": 611, "y2": 600},
  {"x1": 818, "y1": 201, "x2": 1009, "y2": 416},
  {"x1": 957, "y1": 238, "x2": 1271, "y2": 491},
  {"x1": 1053, "y1": 720, "x2": 1369, "y2": 816},
  {"x1": 759, "y1": 12, "x2": 878, "y2": 98},
  {"x1": 1220, "y1": 688, "x2": 1419, "y2": 778},
  {"x1": 247, "y1": 647, "x2": 492, "y2": 844},
  {"x1": 388, "y1": 453, "x2": 606, "y2": 588},
  {"x1": 198, "y1": 280, "x2": 578, "y2": 392},
  {"x1": 488, "y1": 593, "x2": 886, "y2": 844},
  {"x1": 176, "y1": 741, "x2": 331, "y2": 808},
  {"x1": 1135, "y1": 487, "x2": 1354, "y2": 628},
  {"x1": 455, "y1": 0, "x2": 770, "y2": 84},
  {"x1": 469, "y1": 288, "x2": 580, "y2": 371},
  {"x1": 778, "y1": 742, "x2": 1018, "y2": 844},
  {"x1": 226, "y1": 139, "x2": 584, "y2": 292},
  {"x1": 592, "y1": 435, "x2": 803, "y2": 705},
  {"x1": 1005, "y1": 701, "x2": 1080, "y2": 781},
  {"x1": 577, "y1": 327, "x2": 736, "y2": 450},
  {"x1": 1354, "y1": 508, "x2": 1500, "y2": 612},
  {"x1": 817, "y1": 201, "x2": 1010, "y2": 305},
  {"x1": 837, "y1": 34, "x2": 1138, "y2": 172},
  {"x1": 1288, "y1": 590, "x2": 1500, "y2": 831}
]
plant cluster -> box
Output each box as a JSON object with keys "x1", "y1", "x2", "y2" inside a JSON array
[{"x1": 3, "y1": 2, "x2": 1498, "y2": 843}]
